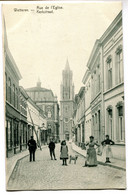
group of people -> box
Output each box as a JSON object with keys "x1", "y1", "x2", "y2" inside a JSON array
[
  {"x1": 27, "y1": 135, "x2": 115, "y2": 167},
  {"x1": 83, "y1": 135, "x2": 114, "y2": 167}
]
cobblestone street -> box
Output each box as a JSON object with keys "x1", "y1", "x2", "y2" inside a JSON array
[{"x1": 7, "y1": 143, "x2": 126, "y2": 190}]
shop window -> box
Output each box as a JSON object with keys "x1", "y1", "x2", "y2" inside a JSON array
[
  {"x1": 14, "y1": 122, "x2": 19, "y2": 146},
  {"x1": 7, "y1": 121, "x2": 12, "y2": 150}
]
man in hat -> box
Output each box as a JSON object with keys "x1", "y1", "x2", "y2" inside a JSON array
[
  {"x1": 101, "y1": 135, "x2": 114, "y2": 163},
  {"x1": 48, "y1": 138, "x2": 57, "y2": 160},
  {"x1": 28, "y1": 136, "x2": 37, "y2": 162}
]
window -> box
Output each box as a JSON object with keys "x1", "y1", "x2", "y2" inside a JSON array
[
  {"x1": 107, "y1": 56, "x2": 112, "y2": 89},
  {"x1": 5, "y1": 73, "x2": 7, "y2": 100},
  {"x1": 117, "y1": 105, "x2": 124, "y2": 141},
  {"x1": 65, "y1": 105, "x2": 68, "y2": 113},
  {"x1": 8, "y1": 78, "x2": 11, "y2": 103},
  {"x1": 98, "y1": 74, "x2": 100, "y2": 92},
  {"x1": 65, "y1": 118, "x2": 68, "y2": 122},
  {"x1": 92, "y1": 115, "x2": 94, "y2": 126},
  {"x1": 15, "y1": 88, "x2": 18, "y2": 109},
  {"x1": 82, "y1": 123, "x2": 84, "y2": 142},
  {"x1": 116, "y1": 46, "x2": 123, "y2": 84},
  {"x1": 108, "y1": 109, "x2": 113, "y2": 139},
  {"x1": 95, "y1": 113, "x2": 97, "y2": 124},
  {"x1": 23, "y1": 124, "x2": 25, "y2": 144},
  {"x1": 13, "y1": 84, "x2": 15, "y2": 107},
  {"x1": 48, "y1": 111, "x2": 52, "y2": 118},
  {"x1": 7, "y1": 120, "x2": 12, "y2": 150},
  {"x1": 14, "y1": 122, "x2": 19, "y2": 146}
]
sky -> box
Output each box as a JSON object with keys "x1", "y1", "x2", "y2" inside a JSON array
[{"x1": 3, "y1": 2, "x2": 122, "y2": 101}]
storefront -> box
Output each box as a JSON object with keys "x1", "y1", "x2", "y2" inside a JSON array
[{"x1": 6, "y1": 103, "x2": 20, "y2": 157}]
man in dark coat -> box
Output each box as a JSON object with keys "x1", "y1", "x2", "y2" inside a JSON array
[
  {"x1": 48, "y1": 139, "x2": 57, "y2": 160},
  {"x1": 28, "y1": 136, "x2": 37, "y2": 162}
]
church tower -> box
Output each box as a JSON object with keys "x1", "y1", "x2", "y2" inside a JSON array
[{"x1": 60, "y1": 59, "x2": 74, "y2": 141}]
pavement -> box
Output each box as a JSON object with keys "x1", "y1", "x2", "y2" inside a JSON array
[
  {"x1": 6, "y1": 142, "x2": 126, "y2": 189},
  {"x1": 71, "y1": 142, "x2": 126, "y2": 171},
  {"x1": 6, "y1": 145, "x2": 47, "y2": 185},
  {"x1": 7, "y1": 143, "x2": 126, "y2": 190}
]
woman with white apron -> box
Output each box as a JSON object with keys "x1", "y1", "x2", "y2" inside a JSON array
[{"x1": 101, "y1": 135, "x2": 114, "y2": 163}]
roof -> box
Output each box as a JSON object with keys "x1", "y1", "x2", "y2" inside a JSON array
[
  {"x1": 100, "y1": 10, "x2": 122, "y2": 43},
  {"x1": 86, "y1": 39, "x2": 101, "y2": 70},
  {"x1": 19, "y1": 86, "x2": 29, "y2": 99},
  {"x1": 26, "y1": 86, "x2": 51, "y2": 92},
  {"x1": 25, "y1": 86, "x2": 55, "y2": 101}
]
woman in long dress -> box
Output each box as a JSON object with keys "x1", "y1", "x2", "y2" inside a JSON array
[
  {"x1": 60, "y1": 140, "x2": 68, "y2": 166},
  {"x1": 83, "y1": 136, "x2": 100, "y2": 167}
]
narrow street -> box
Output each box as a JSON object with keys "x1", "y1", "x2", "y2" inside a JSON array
[{"x1": 7, "y1": 143, "x2": 126, "y2": 190}]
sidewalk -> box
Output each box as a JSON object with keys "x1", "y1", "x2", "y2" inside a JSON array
[
  {"x1": 71, "y1": 142, "x2": 126, "y2": 171},
  {"x1": 6, "y1": 145, "x2": 48, "y2": 184}
]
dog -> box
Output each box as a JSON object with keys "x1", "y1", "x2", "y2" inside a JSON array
[{"x1": 69, "y1": 155, "x2": 78, "y2": 164}]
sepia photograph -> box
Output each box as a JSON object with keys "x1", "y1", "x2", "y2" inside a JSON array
[{"x1": 2, "y1": 1, "x2": 126, "y2": 191}]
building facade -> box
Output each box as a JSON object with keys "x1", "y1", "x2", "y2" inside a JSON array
[
  {"x1": 26, "y1": 80, "x2": 59, "y2": 143},
  {"x1": 27, "y1": 97, "x2": 47, "y2": 146},
  {"x1": 4, "y1": 19, "x2": 48, "y2": 157},
  {"x1": 60, "y1": 60, "x2": 75, "y2": 141},
  {"x1": 82, "y1": 70, "x2": 92, "y2": 142},
  {"x1": 4, "y1": 20, "x2": 23, "y2": 157},
  {"x1": 101, "y1": 11, "x2": 125, "y2": 160},
  {"x1": 80, "y1": 11, "x2": 125, "y2": 160},
  {"x1": 19, "y1": 86, "x2": 28, "y2": 152},
  {"x1": 73, "y1": 87, "x2": 85, "y2": 147},
  {"x1": 85, "y1": 40, "x2": 104, "y2": 143}
]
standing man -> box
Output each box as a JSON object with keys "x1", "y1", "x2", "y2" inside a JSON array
[
  {"x1": 101, "y1": 135, "x2": 115, "y2": 163},
  {"x1": 48, "y1": 138, "x2": 57, "y2": 160},
  {"x1": 28, "y1": 136, "x2": 37, "y2": 162}
]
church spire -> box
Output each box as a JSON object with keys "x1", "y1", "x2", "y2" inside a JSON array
[{"x1": 65, "y1": 58, "x2": 70, "y2": 70}]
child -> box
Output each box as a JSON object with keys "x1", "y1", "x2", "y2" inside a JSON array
[
  {"x1": 60, "y1": 140, "x2": 68, "y2": 166},
  {"x1": 101, "y1": 135, "x2": 114, "y2": 163}
]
